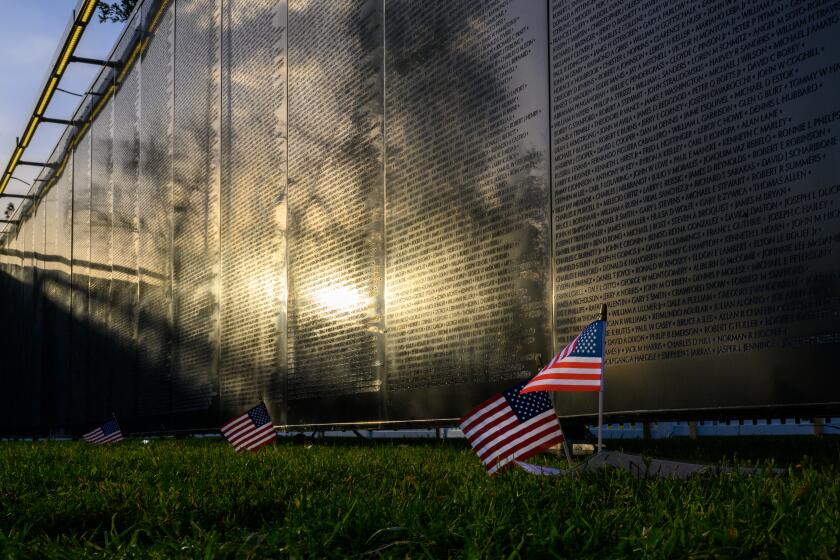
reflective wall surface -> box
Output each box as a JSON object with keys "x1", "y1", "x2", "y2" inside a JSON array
[
  {"x1": 1, "y1": 0, "x2": 839, "y2": 434},
  {"x1": 384, "y1": 0, "x2": 551, "y2": 419},
  {"x1": 287, "y1": 0, "x2": 384, "y2": 422},
  {"x1": 219, "y1": 0, "x2": 287, "y2": 421}
]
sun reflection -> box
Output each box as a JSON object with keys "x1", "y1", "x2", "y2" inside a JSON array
[{"x1": 314, "y1": 285, "x2": 363, "y2": 313}]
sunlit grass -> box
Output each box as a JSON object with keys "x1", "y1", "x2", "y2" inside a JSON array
[{"x1": 0, "y1": 437, "x2": 838, "y2": 558}]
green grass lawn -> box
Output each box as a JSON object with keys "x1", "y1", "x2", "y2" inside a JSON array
[{"x1": 1, "y1": 437, "x2": 839, "y2": 558}]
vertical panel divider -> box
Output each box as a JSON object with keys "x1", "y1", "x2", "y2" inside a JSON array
[
  {"x1": 217, "y1": 0, "x2": 226, "y2": 425},
  {"x1": 167, "y1": 0, "x2": 177, "y2": 421},
  {"x1": 106, "y1": 74, "x2": 115, "y2": 423},
  {"x1": 133, "y1": 8, "x2": 143, "y2": 423},
  {"x1": 379, "y1": 0, "x2": 388, "y2": 420},
  {"x1": 211, "y1": 0, "x2": 223, "y2": 427},
  {"x1": 69, "y1": 148, "x2": 76, "y2": 428},
  {"x1": 40, "y1": 192, "x2": 48, "y2": 431},
  {"x1": 85, "y1": 130, "x2": 93, "y2": 423},
  {"x1": 280, "y1": 0, "x2": 290, "y2": 425},
  {"x1": 547, "y1": 0, "x2": 556, "y2": 359},
  {"x1": 135, "y1": 4, "x2": 146, "y2": 425}
]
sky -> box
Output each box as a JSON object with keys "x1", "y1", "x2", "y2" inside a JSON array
[{"x1": 0, "y1": 0, "x2": 125, "y2": 203}]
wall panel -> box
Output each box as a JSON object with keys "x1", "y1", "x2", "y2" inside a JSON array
[
  {"x1": 30, "y1": 200, "x2": 47, "y2": 430},
  {"x1": 19, "y1": 220, "x2": 34, "y2": 430},
  {"x1": 89, "y1": 96, "x2": 114, "y2": 423},
  {"x1": 71, "y1": 136, "x2": 91, "y2": 425},
  {"x1": 219, "y1": 0, "x2": 287, "y2": 419},
  {"x1": 47, "y1": 164, "x2": 74, "y2": 429},
  {"x1": 384, "y1": 0, "x2": 552, "y2": 419},
  {"x1": 39, "y1": 193, "x2": 57, "y2": 431},
  {"x1": 549, "y1": 0, "x2": 840, "y2": 416},
  {"x1": 0, "y1": 238, "x2": 9, "y2": 433},
  {"x1": 137, "y1": 5, "x2": 174, "y2": 420},
  {"x1": 1, "y1": 234, "x2": 23, "y2": 431},
  {"x1": 286, "y1": 0, "x2": 383, "y2": 423},
  {"x1": 111, "y1": 52, "x2": 141, "y2": 423},
  {"x1": 171, "y1": 0, "x2": 221, "y2": 420}
]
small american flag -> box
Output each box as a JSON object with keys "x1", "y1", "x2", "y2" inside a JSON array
[
  {"x1": 521, "y1": 320, "x2": 605, "y2": 394},
  {"x1": 82, "y1": 419, "x2": 124, "y2": 445},
  {"x1": 459, "y1": 380, "x2": 565, "y2": 475},
  {"x1": 221, "y1": 403, "x2": 276, "y2": 452}
]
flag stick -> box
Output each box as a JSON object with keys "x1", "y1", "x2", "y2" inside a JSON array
[
  {"x1": 560, "y1": 425, "x2": 573, "y2": 468},
  {"x1": 597, "y1": 394, "x2": 603, "y2": 454},
  {"x1": 598, "y1": 304, "x2": 607, "y2": 454}
]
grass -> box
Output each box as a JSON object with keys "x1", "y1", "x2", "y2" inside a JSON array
[{"x1": 1, "y1": 437, "x2": 839, "y2": 558}]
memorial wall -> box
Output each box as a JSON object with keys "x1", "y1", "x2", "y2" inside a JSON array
[{"x1": 0, "y1": 0, "x2": 838, "y2": 434}]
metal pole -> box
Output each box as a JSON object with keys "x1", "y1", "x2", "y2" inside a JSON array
[
  {"x1": 598, "y1": 303, "x2": 607, "y2": 454},
  {"x1": 68, "y1": 55, "x2": 122, "y2": 69},
  {"x1": 561, "y1": 425, "x2": 573, "y2": 467},
  {"x1": 18, "y1": 160, "x2": 58, "y2": 169}
]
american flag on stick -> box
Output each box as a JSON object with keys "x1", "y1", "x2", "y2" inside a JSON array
[
  {"x1": 82, "y1": 419, "x2": 124, "y2": 445},
  {"x1": 521, "y1": 319, "x2": 605, "y2": 394},
  {"x1": 459, "y1": 380, "x2": 565, "y2": 475},
  {"x1": 221, "y1": 403, "x2": 276, "y2": 452}
]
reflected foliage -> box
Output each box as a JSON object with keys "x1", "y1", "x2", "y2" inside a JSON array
[{"x1": 97, "y1": 0, "x2": 138, "y2": 23}]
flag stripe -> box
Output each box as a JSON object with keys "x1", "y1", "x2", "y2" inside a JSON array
[
  {"x1": 244, "y1": 426, "x2": 277, "y2": 447},
  {"x1": 549, "y1": 357, "x2": 601, "y2": 365},
  {"x1": 468, "y1": 413, "x2": 517, "y2": 448},
  {"x1": 96, "y1": 435, "x2": 122, "y2": 444},
  {"x1": 475, "y1": 411, "x2": 556, "y2": 460},
  {"x1": 525, "y1": 384, "x2": 601, "y2": 393},
  {"x1": 527, "y1": 379, "x2": 601, "y2": 386},
  {"x1": 486, "y1": 428, "x2": 564, "y2": 474},
  {"x1": 488, "y1": 431, "x2": 566, "y2": 475},
  {"x1": 487, "y1": 434, "x2": 564, "y2": 475},
  {"x1": 221, "y1": 424, "x2": 246, "y2": 438},
  {"x1": 462, "y1": 400, "x2": 509, "y2": 438},
  {"x1": 460, "y1": 396, "x2": 506, "y2": 429},
  {"x1": 233, "y1": 423, "x2": 276, "y2": 451},
  {"x1": 464, "y1": 407, "x2": 514, "y2": 441},
  {"x1": 224, "y1": 419, "x2": 258, "y2": 441},
  {"x1": 221, "y1": 415, "x2": 250, "y2": 435},
  {"x1": 485, "y1": 424, "x2": 564, "y2": 467},
  {"x1": 527, "y1": 378, "x2": 601, "y2": 386},
  {"x1": 543, "y1": 365, "x2": 601, "y2": 372},
  {"x1": 478, "y1": 412, "x2": 558, "y2": 462},
  {"x1": 537, "y1": 372, "x2": 602, "y2": 378},
  {"x1": 221, "y1": 413, "x2": 249, "y2": 432},
  {"x1": 245, "y1": 430, "x2": 278, "y2": 451},
  {"x1": 477, "y1": 413, "x2": 557, "y2": 462}
]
